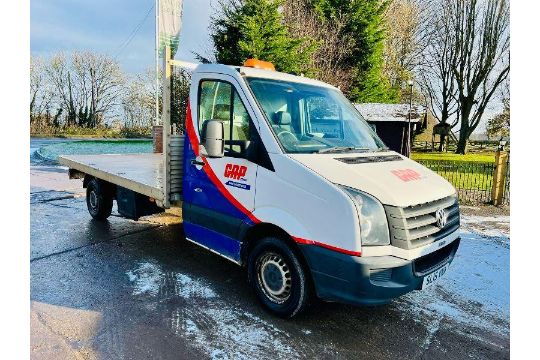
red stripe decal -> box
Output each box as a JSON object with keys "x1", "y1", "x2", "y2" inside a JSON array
[
  {"x1": 185, "y1": 102, "x2": 259, "y2": 224},
  {"x1": 293, "y1": 236, "x2": 362, "y2": 257},
  {"x1": 201, "y1": 156, "x2": 260, "y2": 223},
  {"x1": 185, "y1": 102, "x2": 200, "y2": 156},
  {"x1": 186, "y1": 102, "x2": 360, "y2": 257}
]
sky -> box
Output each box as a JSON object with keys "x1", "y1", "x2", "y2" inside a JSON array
[
  {"x1": 31, "y1": 0, "x2": 214, "y2": 73},
  {"x1": 29, "y1": 0, "x2": 502, "y2": 132}
]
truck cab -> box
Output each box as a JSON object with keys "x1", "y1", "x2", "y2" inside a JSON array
[{"x1": 62, "y1": 60, "x2": 460, "y2": 318}]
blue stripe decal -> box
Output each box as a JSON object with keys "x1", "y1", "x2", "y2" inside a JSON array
[{"x1": 183, "y1": 222, "x2": 242, "y2": 262}]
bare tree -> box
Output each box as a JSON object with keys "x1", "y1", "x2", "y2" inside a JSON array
[
  {"x1": 30, "y1": 56, "x2": 43, "y2": 121},
  {"x1": 30, "y1": 55, "x2": 54, "y2": 126},
  {"x1": 451, "y1": 0, "x2": 510, "y2": 154},
  {"x1": 418, "y1": 0, "x2": 460, "y2": 151},
  {"x1": 122, "y1": 67, "x2": 189, "y2": 132},
  {"x1": 46, "y1": 53, "x2": 77, "y2": 126},
  {"x1": 71, "y1": 52, "x2": 125, "y2": 128},
  {"x1": 418, "y1": 0, "x2": 509, "y2": 153},
  {"x1": 282, "y1": 0, "x2": 355, "y2": 93},
  {"x1": 383, "y1": 0, "x2": 425, "y2": 96},
  {"x1": 122, "y1": 69, "x2": 160, "y2": 129},
  {"x1": 45, "y1": 51, "x2": 125, "y2": 128}
]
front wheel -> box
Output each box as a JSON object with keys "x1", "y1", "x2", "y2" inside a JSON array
[
  {"x1": 86, "y1": 178, "x2": 113, "y2": 220},
  {"x1": 248, "y1": 237, "x2": 311, "y2": 318}
]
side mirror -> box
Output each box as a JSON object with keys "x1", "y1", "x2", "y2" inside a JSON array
[{"x1": 202, "y1": 120, "x2": 224, "y2": 158}]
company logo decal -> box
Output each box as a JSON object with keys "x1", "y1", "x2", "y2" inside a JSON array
[
  {"x1": 224, "y1": 164, "x2": 250, "y2": 190},
  {"x1": 391, "y1": 169, "x2": 422, "y2": 182},
  {"x1": 224, "y1": 164, "x2": 247, "y2": 180},
  {"x1": 225, "y1": 180, "x2": 251, "y2": 190},
  {"x1": 435, "y1": 208, "x2": 448, "y2": 229}
]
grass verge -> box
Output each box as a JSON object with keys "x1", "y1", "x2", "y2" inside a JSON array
[
  {"x1": 30, "y1": 125, "x2": 151, "y2": 139},
  {"x1": 412, "y1": 152, "x2": 495, "y2": 163}
]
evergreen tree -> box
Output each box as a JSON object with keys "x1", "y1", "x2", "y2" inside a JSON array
[
  {"x1": 209, "y1": 0, "x2": 244, "y2": 65},
  {"x1": 310, "y1": 0, "x2": 395, "y2": 102},
  {"x1": 209, "y1": 0, "x2": 316, "y2": 74}
]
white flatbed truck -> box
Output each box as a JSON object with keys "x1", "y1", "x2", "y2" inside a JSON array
[
  {"x1": 60, "y1": 153, "x2": 165, "y2": 203},
  {"x1": 60, "y1": 58, "x2": 461, "y2": 317}
]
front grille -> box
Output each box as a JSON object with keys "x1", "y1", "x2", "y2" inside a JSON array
[
  {"x1": 414, "y1": 239, "x2": 460, "y2": 276},
  {"x1": 385, "y1": 195, "x2": 460, "y2": 249}
]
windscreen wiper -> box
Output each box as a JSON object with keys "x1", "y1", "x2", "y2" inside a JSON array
[{"x1": 317, "y1": 146, "x2": 371, "y2": 154}]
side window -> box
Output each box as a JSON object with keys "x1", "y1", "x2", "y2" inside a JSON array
[
  {"x1": 198, "y1": 80, "x2": 252, "y2": 157},
  {"x1": 199, "y1": 81, "x2": 232, "y2": 134},
  {"x1": 230, "y1": 91, "x2": 251, "y2": 153}
]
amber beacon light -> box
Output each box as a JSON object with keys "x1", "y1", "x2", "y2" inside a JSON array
[{"x1": 243, "y1": 59, "x2": 276, "y2": 71}]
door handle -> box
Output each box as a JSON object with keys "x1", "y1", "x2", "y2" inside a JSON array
[{"x1": 191, "y1": 159, "x2": 205, "y2": 166}]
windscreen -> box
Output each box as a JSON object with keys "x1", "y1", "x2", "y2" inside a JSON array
[{"x1": 246, "y1": 77, "x2": 387, "y2": 154}]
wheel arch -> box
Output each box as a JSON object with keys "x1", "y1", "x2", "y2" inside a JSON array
[
  {"x1": 83, "y1": 174, "x2": 93, "y2": 188},
  {"x1": 84, "y1": 175, "x2": 116, "y2": 198},
  {"x1": 240, "y1": 222, "x2": 315, "y2": 288}
]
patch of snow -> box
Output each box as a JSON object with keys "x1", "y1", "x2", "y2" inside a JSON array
[
  {"x1": 210, "y1": 349, "x2": 228, "y2": 360},
  {"x1": 126, "y1": 271, "x2": 137, "y2": 282},
  {"x1": 126, "y1": 262, "x2": 217, "y2": 299},
  {"x1": 460, "y1": 214, "x2": 510, "y2": 238},
  {"x1": 184, "y1": 319, "x2": 199, "y2": 336},
  {"x1": 175, "y1": 273, "x2": 216, "y2": 299},
  {"x1": 127, "y1": 262, "x2": 306, "y2": 359},
  {"x1": 126, "y1": 262, "x2": 163, "y2": 296},
  {"x1": 421, "y1": 317, "x2": 441, "y2": 350},
  {"x1": 461, "y1": 215, "x2": 510, "y2": 224},
  {"x1": 398, "y1": 227, "x2": 509, "y2": 335},
  {"x1": 126, "y1": 213, "x2": 510, "y2": 353},
  {"x1": 198, "y1": 307, "x2": 297, "y2": 360},
  {"x1": 354, "y1": 103, "x2": 426, "y2": 123},
  {"x1": 449, "y1": 231, "x2": 509, "y2": 316},
  {"x1": 467, "y1": 227, "x2": 508, "y2": 239}
]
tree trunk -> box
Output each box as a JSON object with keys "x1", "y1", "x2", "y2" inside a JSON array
[
  {"x1": 456, "y1": 123, "x2": 469, "y2": 154},
  {"x1": 438, "y1": 133, "x2": 446, "y2": 152},
  {"x1": 455, "y1": 103, "x2": 473, "y2": 154},
  {"x1": 455, "y1": 136, "x2": 466, "y2": 154}
]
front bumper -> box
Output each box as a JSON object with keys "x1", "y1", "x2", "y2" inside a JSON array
[{"x1": 299, "y1": 237, "x2": 460, "y2": 306}]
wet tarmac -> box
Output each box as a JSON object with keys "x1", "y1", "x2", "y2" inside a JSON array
[{"x1": 30, "y1": 160, "x2": 510, "y2": 359}]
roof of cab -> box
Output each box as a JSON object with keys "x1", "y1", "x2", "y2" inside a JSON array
[{"x1": 193, "y1": 63, "x2": 337, "y2": 90}]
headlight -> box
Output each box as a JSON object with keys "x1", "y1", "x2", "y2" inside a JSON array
[{"x1": 339, "y1": 186, "x2": 390, "y2": 246}]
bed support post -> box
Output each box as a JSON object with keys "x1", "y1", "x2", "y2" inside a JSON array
[{"x1": 162, "y1": 45, "x2": 172, "y2": 208}]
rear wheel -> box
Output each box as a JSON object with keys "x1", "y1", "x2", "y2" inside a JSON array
[
  {"x1": 248, "y1": 237, "x2": 311, "y2": 318},
  {"x1": 86, "y1": 178, "x2": 113, "y2": 220}
]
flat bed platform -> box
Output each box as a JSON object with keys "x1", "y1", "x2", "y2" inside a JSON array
[{"x1": 59, "y1": 153, "x2": 165, "y2": 202}]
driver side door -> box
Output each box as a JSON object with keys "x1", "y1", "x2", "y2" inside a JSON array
[{"x1": 183, "y1": 76, "x2": 259, "y2": 262}]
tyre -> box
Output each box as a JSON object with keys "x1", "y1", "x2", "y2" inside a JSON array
[
  {"x1": 86, "y1": 178, "x2": 113, "y2": 220},
  {"x1": 248, "y1": 237, "x2": 311, "y2": 318}
]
